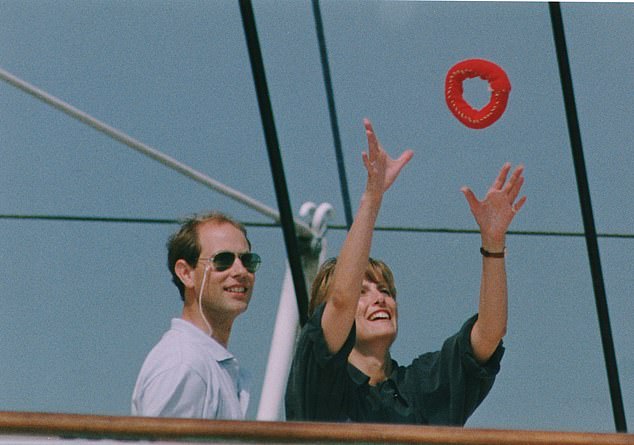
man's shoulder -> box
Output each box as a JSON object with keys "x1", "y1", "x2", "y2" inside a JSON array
[{"x1": 143, "y1": 322, "x2": 214, "y2": 371}]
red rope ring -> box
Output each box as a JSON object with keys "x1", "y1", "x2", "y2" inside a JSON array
[{"x1": 445, "y1": 59, "x2": 511, "y2": 129}]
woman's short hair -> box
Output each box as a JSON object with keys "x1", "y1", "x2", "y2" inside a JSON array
[{"x1": 308, "y1": 257, "x2": 397, "y2": 317}]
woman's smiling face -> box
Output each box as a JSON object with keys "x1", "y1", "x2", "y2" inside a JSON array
[{"x1": 354, "y1": 279, "x2": 398, "y2": 347}]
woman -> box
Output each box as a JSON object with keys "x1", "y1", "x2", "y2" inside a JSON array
[{"x1": 285, "y1": 119, "x2": 526, "y2": 425}]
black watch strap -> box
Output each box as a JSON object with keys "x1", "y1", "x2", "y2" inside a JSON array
[{"x1": 480, "y1": 247, "x2": 506, "y2": 258}]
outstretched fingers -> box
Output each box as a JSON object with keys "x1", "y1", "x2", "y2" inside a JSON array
[
  {"x1": 362, "y1": 118, "x2": 413, "y2": 192},
  {"x1": 491, "y1": 162, "x2": 512, "y2": 191},
  {"x1": 364, "y1": 118, "x2": 382, "y2": 165},
  {"x1": 390, "y1": 149, "x2": 414, "y2": 176},
  {"x1": 462, "y1": 162, "x2": 527, "y2": 226},
  {"x1": 504, "y1": 165, "x2": 526, "y2": 214},
  {"x1": 461, "y1": 186, "x2": 479, "y2": 214},
  {"x1": 512, "y1": 195, "x2": 527, "y2": 214},
  {"x1": 382, "y1": 149, "x2": 413, "y2": 191},
  {"x1": 504, "y1": 165, "x2": 524, "y2": 197}
]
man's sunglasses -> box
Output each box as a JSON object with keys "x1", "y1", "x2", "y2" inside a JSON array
[{"x1": 200, "y1": 251, "x2": 262, "y2": 273}]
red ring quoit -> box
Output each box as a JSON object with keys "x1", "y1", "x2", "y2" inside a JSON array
[{"x1": 445, "y1": 59, "x2": 511, "y2": 129}]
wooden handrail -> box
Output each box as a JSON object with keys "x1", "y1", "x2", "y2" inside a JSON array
[{"x1": 0, "y1": 411, "x2": 632, "y2": 444}]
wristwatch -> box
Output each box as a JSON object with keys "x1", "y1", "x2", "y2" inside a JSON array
[{"x1": 480, "y1": 247, "x2": 506, "y2": 258}]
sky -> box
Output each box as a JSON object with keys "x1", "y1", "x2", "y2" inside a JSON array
[{"x1": 1, "y1": 0, "x2": 633, "y2": 435}]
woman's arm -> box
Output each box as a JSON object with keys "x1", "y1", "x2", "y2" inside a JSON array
[
  {"x1": 321, "y1": 119, "x2": 413, "y2": 353},
  {"x1": 461, "y1": 163, "x2": 526, "y2": 363}
]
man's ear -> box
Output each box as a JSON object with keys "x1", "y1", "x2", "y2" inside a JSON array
[{"x1": 174, "y1": 259, "x2": 196, "y2": 290}]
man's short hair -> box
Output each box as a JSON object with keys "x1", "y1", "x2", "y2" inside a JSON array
[{"x1": 167, "y1": 211, "x2": 251, "y2": 301}]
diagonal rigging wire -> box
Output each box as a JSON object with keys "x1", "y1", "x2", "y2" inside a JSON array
[
  {"x1": 1, "y1": 57, "x2": 314, "y2": 325},
  {"x1": 0, "y1": 66, "x2": 313, "y2": 240},
  {"x1": 549, "y1": 2, "x2": 627, "y2": 433},
  {"x1": 312, "y1": 0, "x2": 353, "y2": 229}
]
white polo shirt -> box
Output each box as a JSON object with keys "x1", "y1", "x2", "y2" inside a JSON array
[{"x1": 132, "y1": 318, "x2": 250, "y2": 419}]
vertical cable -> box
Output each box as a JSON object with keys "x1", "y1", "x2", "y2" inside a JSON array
[
  {"x1": 549, "y1": 2, "x2": 627, "y2": 432},
  {"x1": 312, "y1": 0, "x2": 354, "y2": 229},
  {"x1": 240, "y1": 0, "x2": 309, "y2": 326}
]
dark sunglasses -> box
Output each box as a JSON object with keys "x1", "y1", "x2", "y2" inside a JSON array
[{"x1": 201, "y1": 251, "x2": 261, "y2": 273}]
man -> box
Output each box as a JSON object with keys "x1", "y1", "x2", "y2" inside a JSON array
[{"x1": 132, "y1": 212, "x2": 261, "y2": 419}]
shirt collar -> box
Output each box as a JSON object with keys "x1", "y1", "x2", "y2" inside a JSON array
[
  {"x1": 171, "y1": 318, "x2": 234, "y2": 362},
  {"x1": 347, "y1": 358, "x2": 400, "y2": 386}
]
